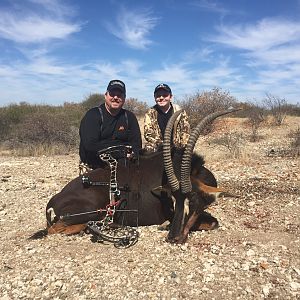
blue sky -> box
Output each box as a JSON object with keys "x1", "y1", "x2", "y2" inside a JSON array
[{"x1": 0, "y1": 0, "x2": 300, "y2": 106}]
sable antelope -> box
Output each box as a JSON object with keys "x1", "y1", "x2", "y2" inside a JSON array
[
  {"x1": 163, "y1": 110, "x2": 235, "y2": 243},
  {"x1": 31, "y1": 109, "x2": 236, "y2": 243}
]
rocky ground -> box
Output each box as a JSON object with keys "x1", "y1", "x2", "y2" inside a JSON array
[{"x1": 0, "y1": 117, "x2": 299, "y2": 299}]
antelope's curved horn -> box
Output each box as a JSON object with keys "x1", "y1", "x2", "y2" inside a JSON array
[
  {"x1": 180, "y1": 108, "x2": 241, "y2": 194},
  {"x1": 163, "y1": 110, "x2": 183, "y2": 192}
]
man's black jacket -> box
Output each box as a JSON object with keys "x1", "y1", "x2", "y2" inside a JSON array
[{"x1": 79, "y1": 104, "x2": 142, "y2": 168}]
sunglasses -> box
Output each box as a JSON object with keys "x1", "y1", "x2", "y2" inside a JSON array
[
  {"x1": 108, "y1": 89, "x2": 125, "y2": 98},
  {"x1": 155, "y1": 91, "x2": 170, "y2": 98}
]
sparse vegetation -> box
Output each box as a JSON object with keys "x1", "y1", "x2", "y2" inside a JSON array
[
  {"x1": 285, "y1": 103, "x2": 300, "y2": 116},
  {"x1": 0, "y1": 88, "x2": 299, "y2": 156},
  {"x1": 124, "y1": 98, "x2": 149, "y2": 116},
  {"x1": 179, "y1": 87, "x2": 238, "y2": 132},
  {"x1": 288, "y1": 126, "x2": 300, "y2": 157},
  {"x1": 81, "y1": 93, "x2": 105, "y2": 111},
  {"x1": 264, "y1": 93, "x2": 288, "y2": 126},
  {"x1": 0, "y1": 102, "x2": 84, "y2": 155},
  {"x1": 246, "y1": 103, "x2": 266, "y2": 142},
  {"x1": 210, "y1": 131, "x2": 244, "y2": 158}
]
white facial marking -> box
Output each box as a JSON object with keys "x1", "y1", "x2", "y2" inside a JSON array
[
  {"x1": 182, "y1": 198, "x2": 190, "y2": 227},
  {"x1": 46, "y1": 207, "x2": 56, "y2": 224}
]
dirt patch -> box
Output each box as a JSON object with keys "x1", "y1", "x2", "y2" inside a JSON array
[{"x1": 0, "y1": 118, "x2": 299, "y2": 299}]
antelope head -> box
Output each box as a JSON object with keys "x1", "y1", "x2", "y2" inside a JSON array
[{"x1": 163, "y1": 108, "x2": 240, "y2": 243}]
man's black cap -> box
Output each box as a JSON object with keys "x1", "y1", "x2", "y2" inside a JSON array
[
  {"x1": 154, "y1": 83, "x2": 172, "y2": 95},
  {"x1": 107, "y1": 79, "x2": 126, "y2": 96}
]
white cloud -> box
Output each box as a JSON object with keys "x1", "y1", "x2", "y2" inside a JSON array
[
  {"x1": 257, "y1": 64, "x2": 300, "y2": 85},
  {"x1": 190, "y1": 0, "x2": 228, "y2": 15},
  {"x1": 0, "y1": 12, "x2": 81, "y2": 44},
  {"x1": 0, "y1": 64, "x2": 20, "y2": 77},
  {"x1": 28, "y1": 0, "x2": 77, "y2": 18},
  {"x1": 0, "y1": 0, "x2": 82, "y2": 44},
  {"x1": 204, "y1": 17, "x2": 300, "y2": 103},
  {"x1": 105, "y1": 7, "x2": 159, "y2": 49},
  {"x1": 144, "y1": 57, "x2": 243, "y2": 101},
  {"x1": 247, "y1": 44, "x2": 300, "y2": 66},
  {"x1": 16, "y1": 46, "x2": 51, "y2": 60},
  {"x1": 120, "y1": 60, "x2": 143, "y2": 76},
  {"x1": 212, "y1": 18, "x2": 300, "y2": 51},
  {"x1": 26, "y1": 57, "x2": 67, "y2": 75},
  {"x1": 149, "y1": 64, "x2": 193, "y2": 84},
  {"x1": 182, "y1": 47, "x2": 214, "y2": 65},
  {"x1": 1, "y1": 2, "x2": 299, "y2": 107},
  {"x1": 0, "y1": 51, "x2": 299, "y2": 107}
]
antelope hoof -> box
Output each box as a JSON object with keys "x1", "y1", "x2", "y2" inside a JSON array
[
  {"x1": 174, "y1": 234, "x2": 188, "y2": 244},
  {"x1": 165, "y1": 233, "x2": 187, "y2": 244}
]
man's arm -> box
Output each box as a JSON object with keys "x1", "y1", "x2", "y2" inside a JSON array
[
  {"x1": 79, "y1": 108, "x2": 105, "y2": 152},
  {"x1": 127, "y1": 111, "x2": 142, "y2": 154},
  {"x1": 174, "y1": 110, "x2": 190, "y2": 147},
  {"x1": 144, "y1": 110, "x2": 163, "y2": 148}
]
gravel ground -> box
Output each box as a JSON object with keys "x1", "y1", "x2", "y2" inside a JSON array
[{"x1": 0, "y1": 117, "x2": 299, "y2": 299}]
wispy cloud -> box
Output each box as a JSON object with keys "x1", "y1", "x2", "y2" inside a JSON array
[
  {"x1": 206, "y1": 17, "x2": 300, "y2": 102},
  {"x1": 247, "y1": 44, "x2": 300, "y2": 66},
  {"x1": 0, "y1": 14, "x2": 81, "y2": 43},
  {"x1": 0, "y1": 58, "x2": 121, "y2": 105},
  {"x1": 145, "y1": 56, "x2": 242, "y2": 100},
  {"x1": 212, "y1": 18, "x2": 300, "y2": 51},
  {"x1": 257, "y1": 64, "x2": 300, "y2": 84},
  {"x1": 182, "y1": 47, "x2": 214, "y2": 65},
  {"x1": 0, "y1": 0, "x2": 82, "y2": 44},
  {"x1": 120, "y1": 60, "x2": 143, "y2": 76},
  {"x1": 105, "y1": 7, "x2": 159, "y2": 49},
  {"x1": 0, "y1": 64, "x2": 20, "y2": 77},
  {"x1": 28, "y1": 0, "x2": 77, "y2": 18},
  {"x1": 0, "y1": 2, "x2": 299, "y2": 106},
  {"x1": 190, "y1": 0, "x2": 228, "y2": 15}
]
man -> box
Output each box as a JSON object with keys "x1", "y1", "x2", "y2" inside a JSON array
[
  {"x1": 144, "y1": 83, "x2": 190, "y2": 152},
  {"x1": 79, "y1": 79, "x2": 142, "y2": 169}
]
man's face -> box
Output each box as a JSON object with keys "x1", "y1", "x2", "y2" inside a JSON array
[
  {"x1": 105, "y1": 88, "x2": 125, "y2": 112},
  {"x1": 154, "y1": 89, "x2": 172, "y2": 110}
]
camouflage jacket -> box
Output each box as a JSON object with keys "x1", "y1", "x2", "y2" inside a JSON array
[{"x1": 143, "y1": 103, "x2": 190, "y2": 151}]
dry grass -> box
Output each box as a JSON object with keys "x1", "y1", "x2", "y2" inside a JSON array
[
  {"x1": 0, "y1": 143, "x2": 72, "y2": 157},
  {"x1": 194, "y1": 116, "x2": 300, "y2": 164},
  {"x1": 1, "y1": 116, "x2": 299, "y2": 159}
]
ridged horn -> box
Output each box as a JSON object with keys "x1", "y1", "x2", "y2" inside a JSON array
[
  {"x1": 163, "y1": 110, "x2": 183, "y2": 192},
  {"x1": 180, "y1": 108, "x2": 241, "y2": 194}
]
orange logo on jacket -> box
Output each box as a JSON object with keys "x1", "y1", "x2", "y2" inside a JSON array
[{"x1": 118, "y1": 126, "x2": 125, "y2": 131}]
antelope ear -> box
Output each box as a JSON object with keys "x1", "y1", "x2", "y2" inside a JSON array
[{"x1": 191, "y1": 177, "x2": 224, "y2": 194}]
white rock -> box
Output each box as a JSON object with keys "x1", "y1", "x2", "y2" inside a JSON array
[
  {"x1": 246, "y1": 249, "x2": 255, "y2": 256},
  {"x1": 290, "y1": 282, "x2": 300, "y2": 291},
  {"x1": 262, "y1": 283, "x2": 272, "y2": 296}
]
